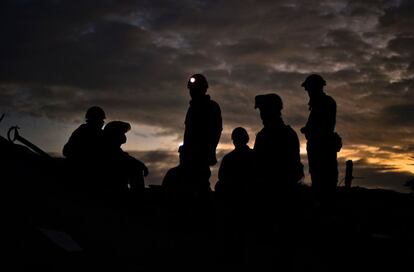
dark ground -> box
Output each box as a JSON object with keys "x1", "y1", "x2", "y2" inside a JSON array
[
  {"x1": 14, "y1": 184, "x2": 414, "y2": 272},
  {"x1": 4, "y1": 141, "x2": 414, "y2": 271}
]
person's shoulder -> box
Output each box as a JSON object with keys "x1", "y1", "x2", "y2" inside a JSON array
[
  {"x1": 284, "y1": 125, "x2": 299, "y2": 138},
  {"x1": 324, "y1": 94, "x2": 336, "y2": 107},
  {"x1": 221, "y1": 150, "x2": 233, "y2": 162},
  {"x1": 71, "y1": 124, "x2": 89, "y2": 135},
  {"x1": 208, "y1": 99, "x2": 221, "y2": 110}
]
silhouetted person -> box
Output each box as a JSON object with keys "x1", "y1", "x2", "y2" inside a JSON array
[
  {"x1": 62, "y1": 106, "x2": 106, "y2": 196},
  {"x1": 62, "y1": 106, "x2": 105, "y2": 159},
  {"x1": 162, "y1": 145, "x2": 215, "y2": 269},
  {"x1": 182, "y1": 73, "x2": 222, "y2": 192},
  {"x1": 162, "y1": 145, "x2": 194, "y2": 203},
  {"x1": 300, "y1": 74, "x2": 340, "y2": 209},
  {"x1": 254, "y1": 93, "x2": 304, "y2": 195},
  {"x1": 101, "y1": 121, "x2": 148, "y2": 208},
  {"x1": 215, "y1": 127, "x2": 253, "y2": 203},
  {"x1": 252, "y1": 93, "x2": 304, "y2": 270},
  {"x1": 214, "y1": 127, "x2": 254, "y2": 267}
]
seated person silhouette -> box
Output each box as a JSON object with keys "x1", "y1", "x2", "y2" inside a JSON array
[
  {"x1": 162, "y1": 145, "x2": 206, "y2": 205},
  {"x1": 162, "y1": 145, "x2": 212, "y2": 230},
  {"x1": 101, "y1": 121, "x2": 148, "y2": 206},
  {"x1": 63, "y1": 106, "x2": 105, "y2": 160},
  {"x1": 62, "y1": 106, "x2": 106, "y2": 195},
  {"x1": 215, "y1": 127, "x2": 254, "y2": 205}
]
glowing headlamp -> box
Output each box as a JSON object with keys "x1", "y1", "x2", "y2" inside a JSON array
[{"x1": 190, "y1": 77, "x2": 196, "y2": 83}]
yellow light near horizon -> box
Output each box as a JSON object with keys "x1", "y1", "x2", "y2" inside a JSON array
[{"x1": 341, "y1": 144, "x2": 414, "y2": 175}]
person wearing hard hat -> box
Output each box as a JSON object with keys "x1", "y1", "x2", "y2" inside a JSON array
[
  {"x1": 179, "y1": 73, "x2": 222, "y2": 236},
  {"x1": 182, "y1": 74, "x2": 223, "y2": 190},
  {"x1": 63, "y1": 106, "x2": 106, "y2": 159},
  {"x1": 300, "y1": 74, "x2": 340, "y2": 210},
  {"x1": 101, "y1": 121, "x2": 149, "y2": 208},
  {"x1": 253, "y1": 93, "x2": 304, "y2": 194},
  {"x1": 252, "y1": 93, "x2": 304, "y2": 269}
]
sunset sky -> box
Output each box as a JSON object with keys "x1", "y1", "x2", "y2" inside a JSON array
[{"x1": 1, "y1": 0, "x2": 413, "y2": 191}]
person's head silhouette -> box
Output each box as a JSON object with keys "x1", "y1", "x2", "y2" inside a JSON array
[
  {"x1": 85, "y1": 106, "x2": 106, "y2": 129},
  {"x1": 254, "y1": 93, "x2": 283, "y2": 125},
  {"x1": 231, "y1": 127, "x2": 249, "y2": 149},
  {"x1": 187, "y1": 74, "x2": 208, "y2": 100},
  {"x1": 103, "y1": 121, "x2": 131, "y2": 148},
  {"x1": 301, "y1": 74, "x2": 326, "y2": 98}
]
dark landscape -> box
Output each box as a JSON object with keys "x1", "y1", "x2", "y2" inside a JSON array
[{"x1": 5, "y1": 133, "x2": 414, "y2": 271}]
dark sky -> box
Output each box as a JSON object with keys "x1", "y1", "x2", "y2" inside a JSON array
[{"x1": 1, "y1": 0, "x2": 413, "y2": 191}]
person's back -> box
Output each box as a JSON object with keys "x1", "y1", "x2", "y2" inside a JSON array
[
  {"x1": 254, "y1": 123, "x2": 303, "y2": 189},
  {"x1": 62, "y1": 106, "x2": 106, "y2": 196},
  {"x1": 62, "y1": 106, "x2": 106, "y2": 160},
  {"x1": 253, "y1": 94, "x2": 304, "y2": 193},
  {"x1": 215, "y1": 127, "x2": 254, "y2": 203}
]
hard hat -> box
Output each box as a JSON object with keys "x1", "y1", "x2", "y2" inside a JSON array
[
  {"x1": 301, "y1": 74, "x2": 326, "y2": 87},
  {"x1": 187, "y1": 74, "x2": 208, "y2": 90},
  {"x1": 254, "y1": 93, "x2": 283, "y2": 111},
  {"x1": 85, "y1": 106, "x2": 106, "y2": 120},
  {"x1": 104, "y1": 121, "x2": 131, "y2": 136}
]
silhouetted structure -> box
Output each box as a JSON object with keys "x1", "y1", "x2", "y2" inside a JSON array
[
  {"x1": 300, "y1": 74, "x2": 341, "y2": 208},
  {"x1": 181, "y1": 73, "x2": 222, "y2": 192},
  {"x1": 345, "y1": 160, "x2": 354, "y2": 190}
]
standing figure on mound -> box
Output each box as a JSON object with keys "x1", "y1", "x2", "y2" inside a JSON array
[
  {"x1": 300, "y1": 74, "x2": 341, "y2": 210},
  {"x1": 182, "y1": 73, "x2": 223, "y2": 195},
  {"x1": 101, "y1": 121, "x2": 149, "y2": 208}
]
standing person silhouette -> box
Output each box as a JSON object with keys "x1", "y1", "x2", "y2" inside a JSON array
[
  {"x1": 182, "y1": 73, "x2": 222, "y2": 194},
  {"x1": 300, "y1": 74, "x2": 340, "y2": 210},
  {"x1": 177, "y1": 74, "x2": 222, "y2": 270},
  {"x1": 252, "y1": 93, "x2": 304, "y2": 270},
  {"x1": 254, "y1": 94, "x2": 304, "y2": 196}
]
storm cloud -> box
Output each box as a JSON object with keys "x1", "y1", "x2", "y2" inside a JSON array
[{"x1": 0, "y1": 0, "x2": 413, "y2": 191}]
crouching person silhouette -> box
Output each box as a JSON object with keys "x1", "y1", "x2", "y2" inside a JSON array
[{"x1": 101, "y1": 121, "x2": 148, "y2": 209}]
